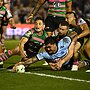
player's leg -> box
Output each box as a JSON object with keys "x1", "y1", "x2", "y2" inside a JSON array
[
  {"x1": 0, "y1": 29, "x2": 3, "y2": 68},
  {"x1": 83, "y1": 38, "x2": 90, "y2": 59},
  {"x1": 1, "y1": 26, "x2": 7, "y2": 51},
  {"x1": 0, "y1": 42, "x2": 3, "y2": 53},
  {"x1": 83, "y1": 38, "x2": 90, "y2": 72},
  {"x1": 73, "y1": 42, "x2": 81, "y2": 61},
  {"x1": 0, "y1": 43, "x2": 3, "y2": 68},
  {"x1": 71, "y1": 42, "x2": 81, "y2": 71}
]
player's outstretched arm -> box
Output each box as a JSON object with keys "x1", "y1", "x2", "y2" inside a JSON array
[
  {"x1": 12, "y1": 57, "x2": 38, "y2": 72},
  {"x1": 26, "y1": 0, "x2": 46, "y2": 23},
  {"x1": 9, "y1": 18, "x2": 16, "y2": 29},
  {"x1": 66, "y1": 0, "x2": 72, "y2": 12},
  {"x1": 19, "y1": 37, "x2": 28, "y2": 59}
]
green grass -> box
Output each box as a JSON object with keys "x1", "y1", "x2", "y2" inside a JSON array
[{"x1": 0, "y1": 39, "x2": 90, "y2": 90}]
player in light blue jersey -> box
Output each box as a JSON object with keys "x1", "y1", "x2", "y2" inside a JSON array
[
  {"x1": 12, "y1": 36, "x2": 75, "y2": 71},
  {"x1": 37, "y1": 36, "x2": 71, "y2": 61}
]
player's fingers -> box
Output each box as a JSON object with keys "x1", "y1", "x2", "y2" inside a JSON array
[
  {"x1": 50, "y1": 65, "x2": 57, "y2": 70},
  {"x1": 0, "y1": 56, "x2": 3, "y2": 61},
  {"x1": 26, "y1": 14, "x2": 33, "y2": 23},
  {"x1": 10, "y1": 26, "x2": 16, "y2": 29},
  {"x1": 12, "y1": 66, "x2": 16, "y2": 72},
  {"x1": 0, "y1": 53, "x2": 8, "y2": 61}
]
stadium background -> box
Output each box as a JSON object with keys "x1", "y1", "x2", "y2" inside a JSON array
[
  {"x1": 6, "y1": 0, "x2": 90, "y2": 39},
  {"x1": 0, "y1": 1, "x2": 90, "y2": 90}
]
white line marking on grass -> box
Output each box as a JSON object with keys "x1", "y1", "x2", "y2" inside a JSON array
[
  {"x1": 1, "y1": 68, "x2": 90, "y2": 83},
  {"x1": 25, "y1": 72, "x2": 90, "y2": 83}
]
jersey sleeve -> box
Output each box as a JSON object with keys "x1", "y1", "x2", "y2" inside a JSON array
[
  {"x1": 57, "y1": 36, "x2": 71, "y2": 58},
  {"x1": 78, "y1": 18, "x2": 86, "y2": 25},
  {"x1": 6, "y1": 9, "x2": 12, "y2": 19},
  {"x1": 37, "y1": 52, "x2": 50, "y2": 61},
  {"x1": 58, "y1": 36, "x2": 71, "y2": 49},
  {"x1": 37, "y1": 52, "x2": 46, "y2": 60},
  {"x1": 4, "y1": 0, "x2": 8, "y2": 3},
  {"x1": 23, "y1": 30, "x2": 33, "y2": 38}
]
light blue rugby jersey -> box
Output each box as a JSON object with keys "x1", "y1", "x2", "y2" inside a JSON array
[{"x1": 37, "y1": 36, "x2": 72, "y2": 62}]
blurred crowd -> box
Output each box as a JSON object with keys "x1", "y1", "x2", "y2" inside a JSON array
[{"x1": 11, "y1": 0, "x2": 90, "y2": 24}]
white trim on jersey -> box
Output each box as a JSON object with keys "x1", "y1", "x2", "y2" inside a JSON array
[{"x1": 77, "y1": 18, "x2": 86, "y2": 25}]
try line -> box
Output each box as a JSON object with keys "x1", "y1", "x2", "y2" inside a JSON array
[
  {"x1": 0, "y1": 68, "x2": 90, "y2": 83},
  {"x1": 25, "y1": 71, "x2": 90, "y2": 83}
]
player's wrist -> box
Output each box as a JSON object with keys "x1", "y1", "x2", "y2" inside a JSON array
[{"x1": 77, "y1": 36, "x2": 80, "y2": 39}]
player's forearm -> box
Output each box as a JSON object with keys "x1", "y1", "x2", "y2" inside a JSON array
[
  {"x1": 19, "y1": 43, "x2": 25, "y2": 55},
  {"x1": 5, "y1": 3, "x2": 10, "y2": 10},
  {"x1": 24, "y1": 57, "x2": 38, "y2": 66},
  {"x1": 9, "y1": 18, "x2": 16, "y2": 28},
  {"x1": 66, "y1": 1, "x2": 72, "y2": 12},
  {"x1": 31, "y1": 0, "x2": 45, "y2": 16},
  {"x1": 19, "y1": 38, "x2": 28, "y2": 57},
  {"x1": 78, "y1": 24, "x2": 90, "y2": 38},
  {"x1": 78, "y1": 30, "x2": 90, "y2": 39}
]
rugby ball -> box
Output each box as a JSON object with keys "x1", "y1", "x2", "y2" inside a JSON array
[{"x1": 16, "y1": 65, "x2": 25, "y2": 73}]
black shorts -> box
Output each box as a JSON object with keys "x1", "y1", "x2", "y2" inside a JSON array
[
  {"x1": 25, "y1": 50, "x2": 37, "y2": 58},
  {"x1": 24, "y1": 45, "x2": 38, "y2": 58},
  {"x1": 45, "y1": 16, "x2": 65, "y2": 32}
]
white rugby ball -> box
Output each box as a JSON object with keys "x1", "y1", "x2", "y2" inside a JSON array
[{"x1": 16, "y1": 65, "x2": 25, "y2": 73}]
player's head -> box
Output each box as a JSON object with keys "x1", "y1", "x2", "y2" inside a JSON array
[
  {"x1": 45, "y1": 36, "x2": 57, "y2": 54},
  {"x1": 0, "y1": 0, "x2": 4, "y2": 7},
  {"x1": 66, "y1": 12, "x2": 77, "y2": 25},
  {"x1": 34, "y1": 17, "x2": 45, "y2": 32},
  {"x1": 58, "y1": 21, "x2": 69, "y2": 36}
]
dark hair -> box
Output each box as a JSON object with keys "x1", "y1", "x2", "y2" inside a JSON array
[
  {"x1": 34, "y1": 17, "x2": 45, "y2": 23},
  {"x1": 60, "y1": 21, "x2": 69, "y2": 27},
  {"x1": 45, "y1": 36, "x2": 57, "y2": 45},
  {"x1": 66, "y1": 12, "x2": 78, "y2": 24},
  {"x1": 66, "y1": 12, "x2": 77, "y2": 18}
]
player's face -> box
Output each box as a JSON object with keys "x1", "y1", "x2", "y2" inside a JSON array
[
  {"x1": 34, "y1": 20, "x2": 45, "y2": 32},
  {"x1": 45, "y1": 43, "x2": 57, "y2": 54},
  {"x1": 0, "y1": 0, "x2": 4, "y2": 7},
  {"x1": 58, "y1": 25, "x2": 68, "y2": 36},
  {"x1": 66, "y1": 13, "x2": 76, "y2": 24}
]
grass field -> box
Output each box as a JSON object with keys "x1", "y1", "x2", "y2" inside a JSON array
[{"x1": 0, "y1": 39, "x2": 90, "y2": 90}]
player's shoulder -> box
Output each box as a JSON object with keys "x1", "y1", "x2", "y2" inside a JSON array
[
  {"x1": 1, "y1": 5, "x2": 6, "y2": 10},
  {"x1": 4, "y1": 0, "x2": 8, "y2": 3},
  {"x1": 77, "y1": 18, "x2": 86, "y2": 25},
  {"x1": 4, "y1": 0, "x2": 10, "y2": 3},
  {"x1": 23, "y1": 29, "x2": 34, "y2": 37},
  {"x1": 58, "y1": 36, "x2": 71, "y2": 44}
]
